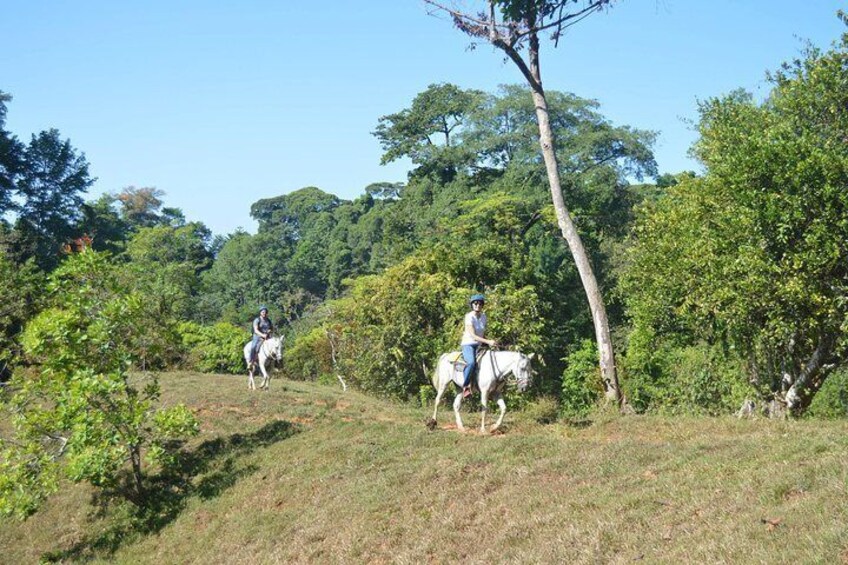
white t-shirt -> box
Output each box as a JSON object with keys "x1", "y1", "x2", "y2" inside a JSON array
[{"x1": 461, "y1": 312, "x2": 487, "y2": 346}]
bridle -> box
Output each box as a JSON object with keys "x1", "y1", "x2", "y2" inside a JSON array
[
  {"x1": 262, "y1": 337, "x2": 283, "y2": 361},
  {"x1": 489, "y1": 351, "x2": 531, "y2": 390}
]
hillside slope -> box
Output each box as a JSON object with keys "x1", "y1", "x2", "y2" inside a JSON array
[{"x1": 2, "y1": 372, "x2": 847, "y2": 563}]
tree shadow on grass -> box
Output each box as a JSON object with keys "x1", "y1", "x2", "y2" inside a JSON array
[{"x1": 42, "y1": 419, "x2": 299, "y2": 563}]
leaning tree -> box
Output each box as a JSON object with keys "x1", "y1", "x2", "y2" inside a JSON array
[{"x1": 424, "y1": 0, "x2": 624, "y2": 404}]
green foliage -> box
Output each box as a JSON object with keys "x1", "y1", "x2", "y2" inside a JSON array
[
  {"x1": 15, "y1": 128, "x2": 94, "y2": 269},
  {"x1": 0, "y1": 249, "x2": 198, "y2": 519},
  {"x1": 200, "y1": 230, "x2": 291, "y2": 324},
  {"x1": 522, "y1": 395, "x2": 561, "y2": 424},
  {"x1": 621, "y1": 329, "x2": 753, "y2": 415},
  {"x1": 123, "y1": 223, "x2": 213, "y2": 324},
  {"x1": 419, "y1": 383, "x2": 436, "y2": 408},
  {"x1": 286, "y1": 194, "x2": 550, "y2": 400},
  {"x1": 622, "y1": 29, "x2": 848, "y2": 413},
  {"x1": 806, "y1": 368, "x2": 848, "y2": 419},
  {"x1": 560, "y1": 339, "x2": 603, "y2": 417},
  {"x1": 0, "y1": 250, "x2": 41, "y2": 376},
  {"x1": 0, "y1": 90, "x2": 24, "y2": 215},
  {"x1": 374, "y1": 83, "x2": 483, "y2": 180},
  {"x1": 177, "y1": 321, "x2": 246, "y2": 374},
  {"x1": 325, "y1": 259, "x2": 460, "y2": 399},
  {"x1": 283, "y1": 325, "x2": 334, "y2": 382}
]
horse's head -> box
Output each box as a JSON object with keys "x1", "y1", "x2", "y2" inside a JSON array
[
  {"x1": 269, "y1": 336, "x2": 284, "y2": 361},
  {"x1": 513, "y1": 353, "x2": 534, "y2": 392}
]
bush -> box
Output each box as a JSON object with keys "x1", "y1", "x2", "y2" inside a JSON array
[
  {"x1": 1, "y1": 249, "x2": 198, "y2": 518},
  {"x1": 178, "y1": 321, "x2": 247, "y2": 374},
  {"x1": 621, "y1": 328, "x2": 753, "y2": 415},
  {"x1": 283, "y1": 325, "x2": 334, "y2": 381},
  {"x1": 561, "y1": 339, "x2": 603, "y2": 418},
  {"x1": 523, "y1": 396, "x2": 560, "y2": 424},
  {"x1": 806, "y1": 368, "x2": 848, "y2": 419}
]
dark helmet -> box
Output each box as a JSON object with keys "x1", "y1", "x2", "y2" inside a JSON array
[
  {"x1": 259, "y1": 305, "x2": 269, "y2": 314},
  {"x1": 469, "y1": 293, "x2": 486, "y2": 305}
]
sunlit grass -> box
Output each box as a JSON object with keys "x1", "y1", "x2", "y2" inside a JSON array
[{"x1": 2, "y1": 371, "x2": 847, "y2": 563}]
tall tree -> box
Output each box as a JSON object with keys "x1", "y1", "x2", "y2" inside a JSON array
[
  {"x1": 79, "y1": 194, "x2": 131, "y2": 253},
  {"x1": 424, "y1": 0, "x2": 624, "y2": 404},
  {"x1": 0, "y1": 91, "x2": 24, "y2": 216},
  {"x1": 114, "y1": 186, "x2": 166, "y2": 229},
  {"x1": 16, "y1": 129, "x2": 95, "y2": 268},
  {"x1": 374, "y1": 83, "x2": 484, "y2": 181},
  {"x1": 624, "y1": 18, "x2": 848, "y2": 415}
]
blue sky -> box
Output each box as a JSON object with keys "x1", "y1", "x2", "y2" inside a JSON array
[{"x1": 2, "y1": 1, "x2": 845, "y2": 236}]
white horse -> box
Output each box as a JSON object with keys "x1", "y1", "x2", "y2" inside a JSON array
[
  {"x1": 243, "y1": 336, "x2": 283, "y2": 391},
  {"x1": 429, "y1": 350, "x2": 534, "y2": 434}
]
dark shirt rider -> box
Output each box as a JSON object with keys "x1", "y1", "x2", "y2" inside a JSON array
[{"x1": 250, "y1": 306, "x2": 274, "y2": 364}]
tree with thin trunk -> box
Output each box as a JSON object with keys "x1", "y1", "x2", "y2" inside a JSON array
[{"x1": 424, "y1": 0, "x2": 623, "y2": 405}]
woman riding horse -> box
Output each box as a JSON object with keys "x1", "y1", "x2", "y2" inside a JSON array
[
  {"x1": 460, "y1": 293, "x2": 498, "y2": 398},
  {"x1": 250, "y1": 306, "x2": 275, "y2": 368}
]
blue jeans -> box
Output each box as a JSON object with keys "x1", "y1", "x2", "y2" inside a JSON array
[
  {"x1": 250, "y1": 335, "x2": 264, "y2": 362},
  {"x1": 462, "y1": 344, "x2": 478, "y2": 388}
]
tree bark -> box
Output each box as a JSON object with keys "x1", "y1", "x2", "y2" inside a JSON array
[
  {"x1": 130, "y1": 444, "x2": 145, "y2": 503},
  {"x1": 522, "y1": 31, "x2": 622, "y2": 403},
  {"x1": 784, "y1": 334, "x2": 835, "y2": 415},
  {"x1": 424, "y1": 0, "x2": 624, "y2": 405}
]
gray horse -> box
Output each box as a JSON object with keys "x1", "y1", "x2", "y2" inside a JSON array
[{"x1": 429, "y1": 350, "x2": 533, "y2": 433}]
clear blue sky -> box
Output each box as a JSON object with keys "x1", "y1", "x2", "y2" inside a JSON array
[{"x1": 2, "y1": 1, "x2": 844, "y2": 236}]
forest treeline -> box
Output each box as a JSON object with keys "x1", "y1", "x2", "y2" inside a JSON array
[{"x1": 2, "y1": 24, "x2": 848, "y2": 430}]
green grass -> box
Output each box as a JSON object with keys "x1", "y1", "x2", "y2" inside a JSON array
[{"x1": 2, "y1": 371, "x2": 848, "y2": 563}]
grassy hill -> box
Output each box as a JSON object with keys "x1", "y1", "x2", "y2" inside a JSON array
[{"x1": 2, "y1": 371, "x2": 847, "y2": 563}]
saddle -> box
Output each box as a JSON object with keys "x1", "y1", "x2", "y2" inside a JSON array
[{"x1": 449, "y1": 348, "x2": 487, "y2": 386}]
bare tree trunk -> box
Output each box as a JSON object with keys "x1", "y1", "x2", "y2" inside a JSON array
[
  {"x1": 130, "y1": 444, "x2": 145, "y2": 503},
  {"x1": 524, "y1": 33, "x2": 621, "y2": 404},
  {"x1": 784, "y1": 334, "x2": 834, "y2": 415},
  {"x1": 423, "y1": 0, "x2": 623, "y2": 405}
]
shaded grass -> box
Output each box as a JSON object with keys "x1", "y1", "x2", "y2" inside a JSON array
[{"x1": 1, "y1": 371, "x2": 847, "y2": 563}]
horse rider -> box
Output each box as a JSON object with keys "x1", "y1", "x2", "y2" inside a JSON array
[
  {"x1": 250, "y1": 306, "x2": 275, "y2": 367},
  {"x1": 460, "y1": 293, "x2": 498, "y2": 398}
]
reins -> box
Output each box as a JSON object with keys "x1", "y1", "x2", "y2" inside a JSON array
[{"x1": 487, "y1": 349, "x2": 518, "y2": 383}]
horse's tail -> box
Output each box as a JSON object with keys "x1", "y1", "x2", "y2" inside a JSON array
[{"x1": 431, "y1": 354, "x2": 448, "y2": 388}]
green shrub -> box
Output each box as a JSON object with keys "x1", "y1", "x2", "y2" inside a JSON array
[
  {"x1": 806, "y1": 368, "x2": 848, "y2": 419},
  {"x1": 284, "y1": 325, "x2": 334, "y2": 381},
  {"x1": 561, "y1": 339, "x2": 603, "y2": 417},
  {"x1": 621, "y1": 328, "x2": 752, "y2": 415},
  {"x1": 419, "y1": 384, "x2": 436, "y2": 408},
  {"x1": 523, "y1": 395, "x2": 560, "y2": 424},
  {"x1": 1, "y1": 249, "x2": 198, "y2": 519},
  {"x1": 178, "y1": 321, "x2": 246, "y2": 374}
]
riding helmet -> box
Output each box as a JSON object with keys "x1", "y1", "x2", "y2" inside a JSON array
[{"x1": 469, "y1": 293, "x2": 486, "y2": 305}]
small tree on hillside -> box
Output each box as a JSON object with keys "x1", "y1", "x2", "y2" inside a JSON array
[
  {"x1": 0, "y1": 249, "x2": 198, "y2": 519},
  {"x1": 424, "y1": 0, "x2": 624, "y2": 405}
]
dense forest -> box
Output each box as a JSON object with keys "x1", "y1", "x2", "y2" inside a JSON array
[{"x1": 1, "y1": 11, "x2": 848, "y2": 518}]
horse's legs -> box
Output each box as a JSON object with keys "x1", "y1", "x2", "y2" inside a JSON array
[
  {"x1": 259, "y1": 361, "x2": 270, "y2": 390},
  {"x1": 248, "y1": 366, "x2": 255, "y2": 391},
  {"x1": 491, "y1": 394, "x2": 507, "y2": 432},
  {"x1": 432, "y1": 379, "x2": 448, "y2": 422},
  {"x1": 479, "y1": 388, "x2": 489, "y2": 434},
  {"x1": 452, "y1": 392, "x2": 466, "y2": 432}
]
